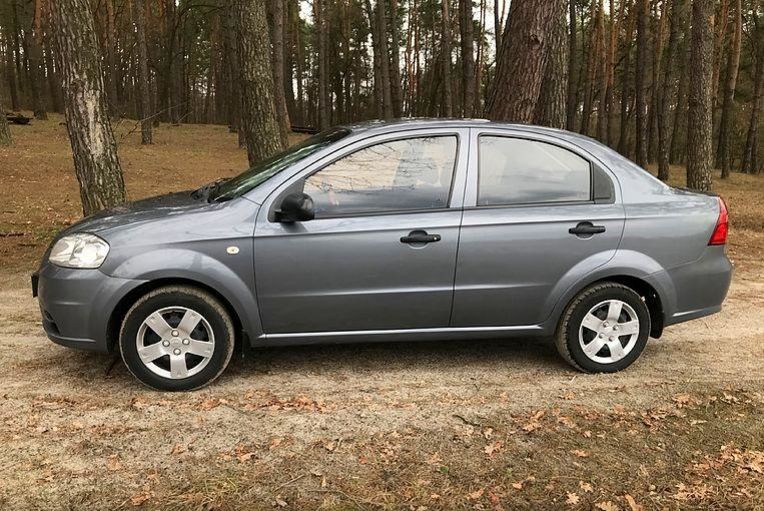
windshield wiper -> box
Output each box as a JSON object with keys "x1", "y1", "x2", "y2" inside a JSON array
[{"x1": 191, "y1": 177, "x2": 231, "y2": 201}]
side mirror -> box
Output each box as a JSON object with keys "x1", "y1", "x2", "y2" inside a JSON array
[{"x1": 275, "y1": 192, "x2": 315, "y2": 223}]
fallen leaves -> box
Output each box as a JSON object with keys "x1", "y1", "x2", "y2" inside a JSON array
[
  {"x1": 594, "y1": 501, "x2": 619, "y2": 511},
  {"x1": 106, "y1": 454, "x2": 123, "y2": 472},
  {"x1": 565, "y1": 492, "x2": 580, "y2": 505},
  {"x1": 570, "y1": 449, "x2": 590, "y2": 458},
  {"x1": 484, "y1": 441, "x2": 504, "y2": 458}
]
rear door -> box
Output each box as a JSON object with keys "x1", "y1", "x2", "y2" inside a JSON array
[
  {"x1": 254, "y1": 128, "x2": 469, "y2": 335},
  {"x1": 451, "y1": 129, "x2": 625, "y2": 328}
]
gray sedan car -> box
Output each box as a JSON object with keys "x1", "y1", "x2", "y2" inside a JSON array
[{"x1": 33, "y1": 120, "x2": 732, "y2": 390}]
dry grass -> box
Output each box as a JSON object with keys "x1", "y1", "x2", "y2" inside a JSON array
[{"x1": 0, "y1": 117, "x2": 763, "y2": 510}]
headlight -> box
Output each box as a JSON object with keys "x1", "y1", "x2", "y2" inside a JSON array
[{"x1": 49, "y1": 233, "x2": 110, "y2": 269}]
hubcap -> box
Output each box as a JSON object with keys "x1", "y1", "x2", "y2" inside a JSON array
[
  {"x1": 136, "y1": 306, "x2": 215, "y2": 379},
  {"x1": 578, "y1": 299, "x2": 640, "y2": 364}
]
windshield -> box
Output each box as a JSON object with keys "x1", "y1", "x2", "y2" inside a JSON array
[{"x1": 211, "y1": 127, "x2": 351, "y2": 201}]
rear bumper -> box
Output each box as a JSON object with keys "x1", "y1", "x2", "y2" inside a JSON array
[
  {"x1": 35, "y1": 262, "x2": 146, "y2": 352},
  {"x1": 657, "y1": 246, "x2": 733, "y2": 327}
]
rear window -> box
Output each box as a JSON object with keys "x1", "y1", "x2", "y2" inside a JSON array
[{"x1": 478, "y1": 136, "x2": 592, "y2": 206}]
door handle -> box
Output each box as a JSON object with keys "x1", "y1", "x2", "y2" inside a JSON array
[
  {"x1": 401, "y1": 230, "x2": 442, "y2": 244},
  {"x1": 569, "y1": 222, "x2": 606, "y2": 236}
]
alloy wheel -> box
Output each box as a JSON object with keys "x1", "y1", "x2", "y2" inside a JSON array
[
  {"x1": 135, "y1": 306, "x2": 215, "y2": 379},
  {"x1": 578, "y1": 299, "x2": 640, "y2": 364}
]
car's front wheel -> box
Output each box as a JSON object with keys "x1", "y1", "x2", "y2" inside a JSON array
[
  {"x1": 555, "y1": 282, "x2": 650, "y2": 373},
  {"x1": 119, "y1": 285, "x2": 235, "y2": 391}
]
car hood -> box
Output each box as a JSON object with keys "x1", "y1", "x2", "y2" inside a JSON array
[{"x1": 61, "y1": 191, "x2": 207, "y2": 236}]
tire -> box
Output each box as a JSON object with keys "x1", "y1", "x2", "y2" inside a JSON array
[
  {"x1": 555, "y1": 282, "x2": 650, "y2": 373},
  {"x1": 119, "y1": 285, "x2": 235, "y2": 391}
]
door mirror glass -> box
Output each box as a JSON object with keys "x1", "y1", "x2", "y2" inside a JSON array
[{"x1": 276, "y1": 193, "x2": 315, "y2": 223}]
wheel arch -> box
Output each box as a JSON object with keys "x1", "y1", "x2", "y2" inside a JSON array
[
  {"x1": 557, "y1": 275, "x2": 665, "y2": 339},
  {"x1": 106, "y1": 278, "x2": 248, "y2": 353}
]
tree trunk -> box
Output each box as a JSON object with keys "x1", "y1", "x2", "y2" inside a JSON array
[
  {"x1": 459, "y1": 0, "x2": 476, "y2": 117},
  {"x1": 534, "y1": 0, "x2": 567, "y2": 129},
  {"x1": 670, "y1": 23, "x2": 691, "y2": 164},
  {"x1": 234, "y1": 0, "x2": 285, "y2": 166},
  {"x1": 26, "y1": 0, "x2": 48, "y2": 120},
  {"x1": 634, "y1": 0, "x2": 649, "y2": 167},
  {"x1": 269, "y1": 0, "x2": 291, "y2": 145},
  {"x1": 50, "y1": 0, "x2": 126, "y2": 216},
  {"x1": 494, "y1": 0, "x2": 505, "y2": 62},
  {"x1": 133, "y1": 0, "x2": 153, "y2": 144},
  {"x1": 485, "y1": 0, "x2": 559, "y2": 122},
  {"x1": 686, "y1": 0, "x2": 714, "y2": 191},
  {"x1": 0, "y1": 109, "x2": 11, "y2": 146},
  {"x1": 657, "y1": 0, "x2": 686, "y2": 181},
  {"x1": 389, "y1": 0, "x2": 403, "y2": 117},
  {"x1": 566, "y1": 0, "x2": 578, "y2": 131},
  {"x1": 4, "y1": 25, "x2": 20, "y2": 111},
  {"x1": 105, "y1": 0, "x2": 120, "y2": 112},
  {"x1": 742, "y1": 38, "x2": 764, "y2": 174},
  {"x1": 716, "y1": 0, "x2": 742, "y2": 178},
  {"x1": 441, "y1": 0, "x2": 454, "y2": 117},
  {"x1": 315, "y1": 0, "x2": 331, "y2": 127}
]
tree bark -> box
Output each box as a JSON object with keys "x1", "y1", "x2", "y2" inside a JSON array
[
  {"x1": 133, "y1": 0, "x2": 153, "y2": 144},
  {"x1": 566, "y1": 0, "x2": 578, "y2": 131},
  {"x1": 50, "y1": 0, "x2": 126, "y2": 216},
  {"x1": 441, "y1": 0, "x2": 454, "y2": 116},
  {"x1": 716, "y1": 0, "x2": 742, "y2": 178},
  {"x1": 389, "y1": 0, "x2": 403, "y2": 117},
  {"x1": 657, "y1": 0, "x2": 686, "y2": 181},
  {"x1": 26, "y1": 0, "x2": 48, "y2": 120},
  {"x1": 686, "y1": 0, "x2": 714, "y2": 191},
  {"x1": 268, "y1": 0, "x2": 291, "y2": 145},
  {"x1": 485, "y1": 0, "x2": 558, "y2": 122},
  {"x1": 742, "y1": 30, "x2": 764, "y2": 174},
  {"x1": 0, "y1": 108, "x2": 11, "y2": 146},
  {"x1": 315, "y1": 0, "x2": 331, "y2": 127},
  {"x1": 459, "y1": 0, "x2": 476, "y2": 117},
  {"x1": 234, "y1": 0, "x2": 285, "y2": 166},
  {"x1": 3, "y1": 24, "x2": 20, "y2": 111},
  {"x1": 634, "y1": 0, "x2": 649, "y2": 167},
  {"x1": 534, "y1": 0, "x2": 568, "y2": 129}
]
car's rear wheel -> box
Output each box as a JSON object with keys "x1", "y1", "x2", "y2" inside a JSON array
[
  {"x1": 119, "y1": 286, "x2": 235, "y2": 391},
  {"x1": 555, "y1": 282, "x2": 650, "y2": 373}
]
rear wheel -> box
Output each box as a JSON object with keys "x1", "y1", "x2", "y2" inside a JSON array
[
  {"x1": 555, "y1": 282, "x2": 650, "y2": 373},
  {"x1": 119, "y1": 286, "x2": 235, "y2": 391}
]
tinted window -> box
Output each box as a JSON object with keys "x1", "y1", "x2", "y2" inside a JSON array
[
  {"x1": 478, "y1": 136, "x2": 591, "y2": 206},
  {"x1": 304, "y1": 136, "x2": 457, "y2": 216}
]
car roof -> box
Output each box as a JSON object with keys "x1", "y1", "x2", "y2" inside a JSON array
[{"x1": 338, "y1": 118, "x2": 588, "y2": 141}]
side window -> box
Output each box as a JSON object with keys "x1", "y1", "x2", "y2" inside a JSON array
[
  {"x1": 304, "y1": 136, "x2": 457, "y2": 217},
  {"x1": 478, "y1": 136, "x2": 591, "y2": 206}
]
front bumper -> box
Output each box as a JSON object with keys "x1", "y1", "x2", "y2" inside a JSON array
[{"x1": 34, "y1": 262, "x2": 146, "y2": 352}]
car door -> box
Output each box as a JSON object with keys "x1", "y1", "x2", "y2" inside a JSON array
[
  {"x1": 253, "y1": 128, "x2": 469, "y2": 335},
  {"x1": 451, "y1": 128, "x2": 625, "y2": 328}
]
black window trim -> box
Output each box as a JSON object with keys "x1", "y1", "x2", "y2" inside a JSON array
[
  {"x1": 475, "y1": 133, "x2": 607, "y2": 209},
  {"x1": 270, "y1": 132, "x2": 463, "y2": 221}
]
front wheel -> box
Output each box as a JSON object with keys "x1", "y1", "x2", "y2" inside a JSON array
[
  {"x1": 555, "y1": 282, "x2": 650, "y2": 373},
  {"x1": 119, "y1": 286, "x2": 235, "y2": 391}
]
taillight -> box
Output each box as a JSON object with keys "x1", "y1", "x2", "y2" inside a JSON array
[{"x1": 708, "y1": 197, "x2": 728, "y2": 245}]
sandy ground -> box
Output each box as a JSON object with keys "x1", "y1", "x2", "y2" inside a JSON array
[{"x1": 1, "y1": 117, "x2": 763, "y2": 510}]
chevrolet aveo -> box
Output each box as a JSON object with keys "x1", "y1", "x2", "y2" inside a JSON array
[{"x1": 33, "y1": 120, "x2": 732, "y2": 391}]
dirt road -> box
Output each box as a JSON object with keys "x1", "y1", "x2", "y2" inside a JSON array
[{"x1": 1, "y1": 249, "x2": 763, "y2": 509}]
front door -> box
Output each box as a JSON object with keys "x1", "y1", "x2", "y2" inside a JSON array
[
  {"x1": 451, "y1": 130, "x2": 626, "y2": 328},
  {"x1": 254, "y1": 129, "x2": 469, "y2": 335}
]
